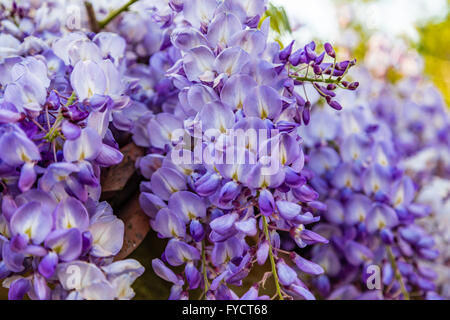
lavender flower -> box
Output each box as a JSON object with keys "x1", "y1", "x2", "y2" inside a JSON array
[{"x1": 133, "y1": 0, "x2": 357, "y2": 300}]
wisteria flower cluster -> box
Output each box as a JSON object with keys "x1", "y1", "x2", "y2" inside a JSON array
[
  {"x1": 0, "y1": 0, "x2": 148, "y2": 299},
  {"x1": 301, "y1": 103, "x2": 441, "y2": 299},
  {"x1": 316, "y1": 62, "x2": 449, "y2": 299},
  {"x1": 135, "y1": 0, "x2": 360, "y2": 300}
]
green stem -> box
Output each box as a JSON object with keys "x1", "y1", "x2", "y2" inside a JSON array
[
  {"x1": 201, "y1": 240, "x2": 210, "y2": 298},
  {"x1": 262, "y1": 216, "x2": 284, "y2": 300},
  {"x1": 291, "y1": 75, "x2": 342, "y2": 84},
  {"x1": 98, "y1": 0, "x2": 139, "y2": 30},
  {"x1": 386, "y1": 246, "x2": 410, "y2": 300}
]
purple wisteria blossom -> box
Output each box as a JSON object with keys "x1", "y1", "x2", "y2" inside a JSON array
[
  {"x1": 301, "y1": 101, "x2": 441, "y2": 300},
  {"x1": 132, "y1": 0, "x2": 358, "y2": 300},
  {"x1": 0, "y1": 0, "x2": 147, "y2": 300}
]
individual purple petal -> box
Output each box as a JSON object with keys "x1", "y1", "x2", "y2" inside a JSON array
[
  {"x1": 151, "y1": 208, "x2": 186, "y2": 239},
  {"x1": 38, "y1": 251, "x2": 59, "y2": 278},
  {"x1": 52, "y1": 33, "x2": 99, "y2": 65},
  {"x1": 199, "y1": 100, "x2": 235, "y2": 132},
  {"x1": 258, "y1": 189, "x2": 275, "y2": 216},
  {"x1": 240, "y1": 285, "x2": 260, "y2": 300},
  {"x1": 230, "y1": 29, "x2": 266, "y2": 57},
  {"x1": 220, "y1": 74, "x2": 257, "y2": 110},
  {"x1": 210, "y1": 213, "x2": 238, "y2": 235},
  {"x1": 207, "y1": 12, "x2": 242, "y2": 48},
  {"x1": 182, "y1": 0, "x2": 217, "y2": 28},
  {"x1": 276, "y1": 200, "x2": 301, "y2": 220},
  {"x1": 211, "y1": 237, "x2": 243, "y2": 266},
  {"x1": 324, "y1": 42, "x2": 336, "y2": 58},
  {"x1": 292, "y1": 185, "x2": 319, "y2": 202},
  {"x1": 168, "y1": 284, "x2": 184, "y2": 300},
  {"x1": 61, "y1": 120, "x2": 81, "y2": 140},
  {"x1": 10, "y1": 201, "x2": 52, "y2": 245},
  {"x1": 345, "y1": 194, "x2": 372, "y2": 226},
  {"x1": 390, "y1": 176, "x2": 415, "y2": 209},
  {"x1": 100, "y1": 260, "x2": 144, "y2": 285},
  {"x1": 380, "y1": 228, "x2": 394, "y2": 244},
  {"x1": 323, "y1": 199, "x2": 345, "y2": 225},
  {"x1": 93, "y1": 32, "x2": 126, "y2": 62},
  {"x1": 70, "y1": 60, "x2": 106, "y2": 101},
  {"x1": 63, "y1": 127, "x2": 102, "y2": 162},
  {"x1": 276, "y1": 133, "x2": 301, "y2": 166},
  {"x1": 95, "y1": 143, "x2": 124, "y2": 167},
  {"x1": 340, "y1": 133, "x2": 371, "y2": 164},
  {"x1": 8, "y1": 278, "x2": 31, "y2": 300},
  {"x1": 276, "y1": 259, "x2": 297, "y2": 286},
  {"x1": 235, "y1": 218, "x2": 257, "y2": 236},
  {"x1": 362, "y1": 164, "x2": 391, "y2": 196},
  {"x1": 4, "y1": 75, "x2": 47, "y2": 113},
  {"x1": 183, "y1": 46, "x2": 215, "y2": 82},
  {"x1": 243, "y1": 85, "x2": 282, "y2": 120},
  {"x1": 290, "y1": 283, "x2": 316, "y2": 300},
  {"x1": 284, "y1": 166, "x2": 306, "y2": 188},
  {"x1": 291, "y1": 253, "x2": 324, "y2": 275},
  {"x1": 165, "y1": 239, "x2": 201, "y2": 266},
  {"x1": 171, "y1": 27, "x2": 208, "y2": 51},
  {"x1": 189, "y1": 220, "x2": 205, "y2": 242},
  {"x1": 147, "y1": 113, "x2": 183, "y2": 149},
  {"x1": 184, "y1": 83, "x2": 219, "y2": 113},
  {"x1": 245, "y1": 161, "x2": 285, "y2": 189},
  {"x1": 168, "y1": 191, "x2": 206, "y2": 223},
  {"x1": 0, "y1": 101, "x2": 23, "y2": 123},
  {"x1": 150, "y1": 167, "x2": 187, "y2": 201},
  {"x1": 327, "y1": 285, "x2": 360, "y2": 300},
  {"x1": 218, "y1": 181, "x2": 241, "y2": 204},
  {"x1": 294, "y1": 212, "x2": 320, "y2": 225},
  {"x1": 1, "y1": 195, "x2": 17, "y2": 221},
  {"x1": 256, "y1": 241, "x2": 269, "y2": 265},
  {"x1": 18, "y1": 162, "x2": 36, "y2": 192},
  {"x1": 344, "y1": 241, "x2": 374, "y2": 266},
  {"x1": 88, "y1": 215, "x2": 124, "y2": 257},
  {"x1": 2, "y1": 241, "x2": 25, "y2": 273},
  {"x1": 366, "y1": 203, "x2": 399, "y2": 234},
  {"x1": 418, "y1": 248, "x2": 439, "y2": 260},
  {"x1": 279, "y1": 40, "x2": 294, "y2": 61},
  {"x1": 54, "y1": 197, "x2": 89, "y2": 231},
  {"x1": 214, "y1": 46, "x2": 249, "y2": 77},
  {"x1": 298, "y1": 229, "x2": 328, "y2": 245},
  {"x1": 139, "y1": 192, "x2": 166, "y2": 218},
  {"x1": 0, "y1": 127, "x2": 40, "y2": 166},
  {"x1": 138, "y1": 154, "x2": 164, "y2": 180},
  {"x1": 330, "y1": 162, "x2": 360, "y2": 190},
  {"x1": 185, "y1": 262, "x2": 201, "y2": 290},
  {"x1": 195, "y1": 172, "x2": 222, "y2": 197},
  {"x1": 45, "y1": 228, "x2": 82, "y2": 262},
  {"x1": 152, "y1": 258, "x2": 184, "y2": 285},
  {"x1": 32, "y1": 274, "x2": 51, "y2": 300},
  {"x1": 38, "y1": 162, "x2": 79, "y2": 191},
  {"x1": 10, "y1": 234, "x2": 28, "y2": 252}
]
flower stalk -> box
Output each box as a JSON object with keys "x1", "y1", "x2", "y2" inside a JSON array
[
  {"x1": 386, "y1": 245, "x2": 410, "y2": 300},
  {"x1": 262, "y1": 216, "x2": 284, "y2": 300},
  {"x1": 201, "y1": 240, "x2": 210, "y2": 298}
]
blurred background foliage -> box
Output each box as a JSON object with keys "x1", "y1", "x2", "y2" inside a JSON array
[{"x1": 417, "y1": 13, "x2": 450, "y2": 105}]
